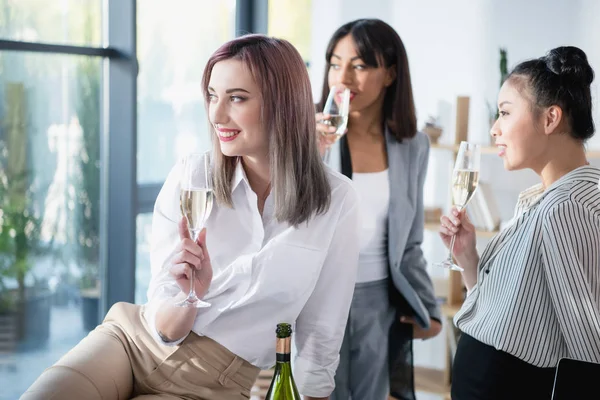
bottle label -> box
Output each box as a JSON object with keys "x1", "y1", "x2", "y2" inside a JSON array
[{"x1": 276, "y1": 353, "x2": 291, "y2": 362}]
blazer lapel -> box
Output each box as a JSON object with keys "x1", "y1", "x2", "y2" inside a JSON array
[
  {"x1": 386, "y1": 129, "x2": 412, "y2": 265},
  {"x1": 340, "y1": 134, "x2": 353, "y2": 179}
]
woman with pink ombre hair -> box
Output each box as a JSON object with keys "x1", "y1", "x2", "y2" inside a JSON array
[{"x1": 23, "y1": 34, "x2": 360, "y2": 400}]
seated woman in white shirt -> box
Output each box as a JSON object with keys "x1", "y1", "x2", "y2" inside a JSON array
[
  {"x1": 439, "y1": 46, "x2": 600, "y2": 400},
  {"x1": 23, "y1": 34, "x2": 360, "y2": 400}
]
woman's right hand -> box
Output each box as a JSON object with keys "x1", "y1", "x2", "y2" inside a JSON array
[
  {"x1": 439, "y1": 207, "x2": 477, "y2": 261},
  {"x1": 316, "y1": 112, "x2": 338, "y2": 156},
  {"x1": 169, "y1": 217, "x2": 213, "y2": 299}
]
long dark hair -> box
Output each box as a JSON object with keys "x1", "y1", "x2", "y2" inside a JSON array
[
  {"x1": 507, "y1": 46, "x2": 595, "y2": 141},
  {"x1": 316, "y1": 19, "x2": 417, "y2": 141},
  {"x1": 202, "y1": 34, "x2": 331, "y2": 226}
]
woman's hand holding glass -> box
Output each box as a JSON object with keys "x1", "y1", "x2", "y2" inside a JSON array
[
  {"x1": 169, "y1": 217, "x2": 213, "y2": 302},
  {"x1": 434, "y1": 141, "x2": 481, "y2": 271},
  {"x1": 174, "y1": 152, "x2": 214, "y2": 307},
  {"x1": 316, "y1": 112, "x2": 340, "y2": 157},
  {"x1": 316, "y1": 86, "x2": 351, "y2": 162},
  {"x1": 438, "y1": 207, "x2": 478, "y2": 271}
]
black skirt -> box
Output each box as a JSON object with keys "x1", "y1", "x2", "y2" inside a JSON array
[{"x1": 452, "y1": 333, "x2": 556, "y2": 400}]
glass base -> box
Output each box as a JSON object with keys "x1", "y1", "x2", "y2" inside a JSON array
[
  {"x1": 433, "y1": 259, "x2": 464, "y2": 272},
  {"x1": 174, "y1": 296, "x2": 209, "y2": 308}
]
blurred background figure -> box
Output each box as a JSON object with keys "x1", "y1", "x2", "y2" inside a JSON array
[{"x1": 316, "y1": 18, "x2": 442, "y2": 400}]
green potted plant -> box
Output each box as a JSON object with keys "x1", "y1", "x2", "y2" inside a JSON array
[
  {"x1": 0, "y1": 83, "x2": 51, "y2": 350},
  {"x1": 74, "y1": 53, "x2": 101, "y2": 331},
  {"x1": 487, "y1": 48, "x2": 509, "y2": 127}
]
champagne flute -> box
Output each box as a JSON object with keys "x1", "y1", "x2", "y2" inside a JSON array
[
  {"x1": 434, "y1": 142, "x2": 481, "y2": 271},
  {"x1": 175, "y1": 152, "x2": 214, "y2": 307},
  {"x1": 320, "y1": 86, "x2": 351, "y2": 163}
]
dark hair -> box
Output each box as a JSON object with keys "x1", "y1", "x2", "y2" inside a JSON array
[
  {"x1": 507, "y1": 46, "x2": 595, "y2": 141},
  {"x1": 316, "y1": 19, "x2": 416, "y2": 141},
  {"x1": 202, "y1": 34, "x2": 331, "y2": 226}
]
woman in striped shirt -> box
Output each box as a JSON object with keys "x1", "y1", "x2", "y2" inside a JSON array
[{"x1": 440, "y1": 46, "x2": 600, "y2": 400}]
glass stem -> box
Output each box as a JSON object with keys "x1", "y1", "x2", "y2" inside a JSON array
[
  {"x1": 187, "y1": 228, "x2": 201, "y2": 299},
  {"x1": 446, "y1": 205, "x2": 463, "y2": 263},
  {"x1": 447, "y1": 235, "x2": 457, "y2": 262},
  {"x1": 188, "y1": 269, "x2": 197, "y2": 299}
]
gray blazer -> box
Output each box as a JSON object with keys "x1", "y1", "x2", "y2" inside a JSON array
[{"x1": 327, "y1": 129, "x2": 441, "y2": 327}]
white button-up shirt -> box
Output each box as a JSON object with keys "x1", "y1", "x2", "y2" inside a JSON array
[{"x1": 143, "y1": 158, "x2": 360, "y2": 397}]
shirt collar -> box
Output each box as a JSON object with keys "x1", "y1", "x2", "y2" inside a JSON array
[
  {"x1": 232, "y1": 159, "x2": 250, "y2": 192},
  {"x1": 516, "y1": 165, "x2": 600, "y2": 210}
]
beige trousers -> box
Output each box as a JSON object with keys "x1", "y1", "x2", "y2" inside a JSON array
[{"x1": 21, "y1": 302, "x2": 260, "y2": 400}]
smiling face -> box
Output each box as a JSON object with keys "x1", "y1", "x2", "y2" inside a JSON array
[
  {"x1": 491, "y1": 79, "x2": 549, "y2": 171},
  {"x1": 327, "y1": 34, "x2": 395, "y2": 114},
  {"x1": 207, "y1": 59, "x2": 267, "y2": 160}
]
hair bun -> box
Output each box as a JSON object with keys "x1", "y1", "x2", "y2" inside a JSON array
[{"x1": 545, "y1": 46, "x2": 594, "y2": 86}]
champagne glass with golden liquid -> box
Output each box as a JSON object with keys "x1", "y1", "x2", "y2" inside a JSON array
[
  {"x1": 175, "y1": 152, "x2": 214, "y2": 307},
  {"x1": 320, "y1": 86, "x2": 351, "y2": 163},
  {"x1": 434, "y1": 141, "x2": 481, "y2": 271}
]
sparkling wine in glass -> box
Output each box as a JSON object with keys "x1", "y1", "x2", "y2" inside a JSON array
[
  {"x1": 434, "y1": 142, "x2": 481, "y2": 271},
  {"x1": 320, "y1": 86, "x2": 351, "y2": 162},
  {"x1": 175, "y1": 152, "x2": 214, "y2": 307}
]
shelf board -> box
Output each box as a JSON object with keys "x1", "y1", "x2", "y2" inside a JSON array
[
  {"x1": 424, "y1": 222, "x2": 498, "y2": 238},
  {"x1": 430, "y1": 143, "x2": 497, "y2": 154},
  {"x1": 586, "y1": 150, "x2": 600, "y2": 159},
  {"x1": 430, "y1": 143, "x2": 457, "y2": 151},
  {"x1": 441, "y1": 302, "x2": 463, "y2": 319},
  {"x1": 414, "y1": 366, "x2": 451, "y2": 396},
  {"x1": 431, "y1": 142, "x2": 600, "y2": 158}
]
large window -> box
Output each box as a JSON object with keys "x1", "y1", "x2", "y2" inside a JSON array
[
  {"x1": 0, "y1": 0, "x2": 266, "y2": 397},
  {"x1": 0, "y1": 1, "x2": 136, "y2": 398},
  {"x1": 137, "y1": 0, "x2": 236, "y2": 184},
  {"x1": 135, "y1": 212, "x2": 153, "y2": 305},
  {"x1": 0, "y1": 50, "x2": 102, "y2": 400},
  {"x1": 0, "y1": 0, "x2": 102, "y2": 46},
  {"x1": 268, "y1": 0, "x2": 311, "y2": 66}
]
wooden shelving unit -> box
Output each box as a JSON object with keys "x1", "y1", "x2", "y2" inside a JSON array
[
  {"x1": 424, "y1": 222, "x2": 498, "y2": 239},
  {"x1": 416, "y1": 97, "x2": 472, "y2": 396}
]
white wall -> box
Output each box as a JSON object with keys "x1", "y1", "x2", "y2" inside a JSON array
[
  {"x1": 310, "y1": 0, "x2": 600, "y2": 236},
  {"x1": 577, "y1": 0, "x2": 600, "y2": 150},
  {"x1": 309, "y1": 0, "x2": 600, "y2": 378}
]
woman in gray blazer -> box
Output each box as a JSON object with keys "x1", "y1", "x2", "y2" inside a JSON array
[{"x1": 316, "y1": 19, "x2": 442, "y2": 400}]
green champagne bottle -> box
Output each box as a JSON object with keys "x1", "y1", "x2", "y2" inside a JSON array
[{"x1": 265, "y1": 323, "x2": 301, "y2": 400}]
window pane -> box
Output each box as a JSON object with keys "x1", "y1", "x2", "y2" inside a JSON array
[
  {"x1": 0, "y1": 51, "x2": 102, "y2": 398},
  {"x1": 0, "y1": 0, "x2": 102, "y2": 46},
  {"x1": 268, "y1": 0, "x2": 312, "y2": 65},
  {"x1": 137, "y1": 0, "x2": 235, "y2": 184},
  {"x1": 135, "y1": 213, "x2": 152, "y2": 305}
]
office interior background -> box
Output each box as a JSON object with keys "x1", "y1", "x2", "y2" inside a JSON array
[{"x1": 0, "y1": 1, "x2": 599, "y2": 399}]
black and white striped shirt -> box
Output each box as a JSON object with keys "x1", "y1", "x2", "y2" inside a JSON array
[{"x1": 455, "y1": 165, "x2": 600, "y2": 367}]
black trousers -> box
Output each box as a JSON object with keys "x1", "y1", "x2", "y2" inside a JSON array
[{"x1": 451, "y1": 333, "x2": 556, "y2": 400}]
